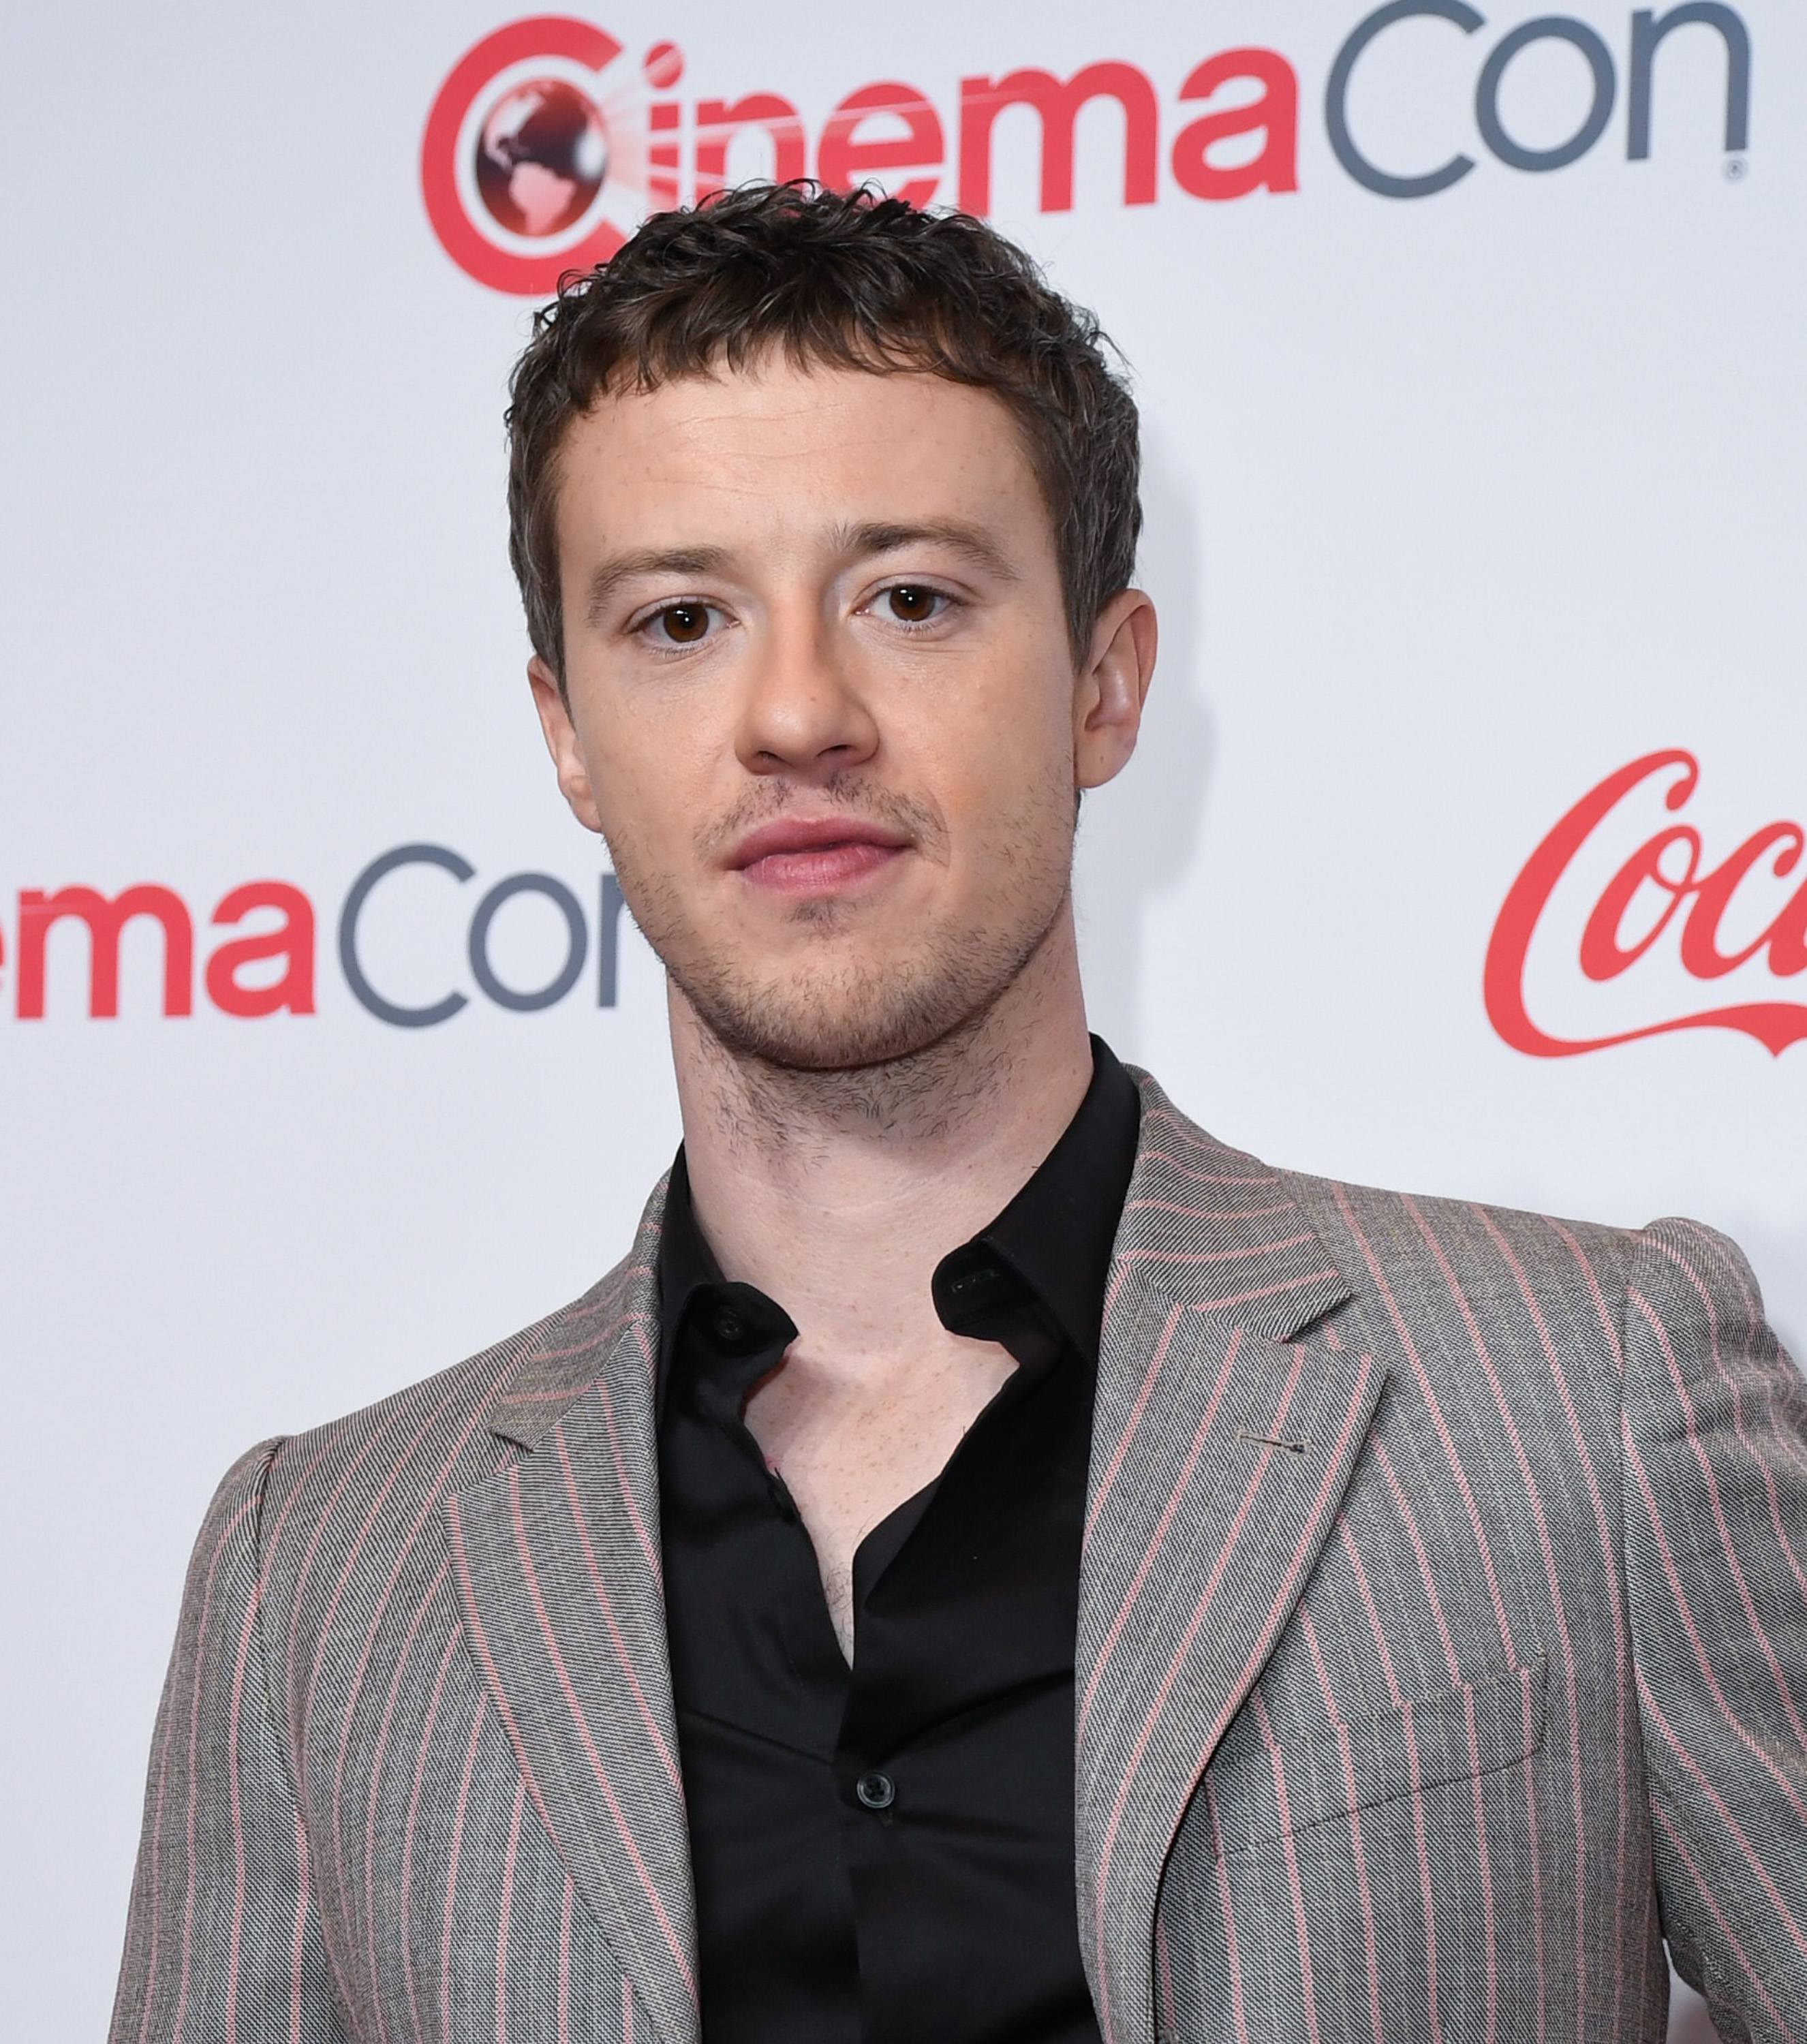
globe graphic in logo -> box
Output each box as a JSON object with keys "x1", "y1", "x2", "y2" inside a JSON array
[{"x1": 474, "y1": 79, "x2": 608, "y2": 238}]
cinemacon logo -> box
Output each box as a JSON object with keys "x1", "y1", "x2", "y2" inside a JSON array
[
  {"x1": 0, "y1": 848, "x2": 628, "y2": 1029},
  {"x1": 424, "y1": 3, "x2": 1753, "y2": 292}
]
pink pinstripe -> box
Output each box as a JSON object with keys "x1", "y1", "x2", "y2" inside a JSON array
[
  {"x1": 1084, "y1": 1300, "x2": 1186, "y2": 1545},
  {"x1": 1333, "y1": 1185, "x2": 1518, "y2": 1659},
  {"x1": 1398, "y1": 1694, "x2": 1445, "y2": 2044},
  {"x1": 290, "y1": 1811, "x2": 310, "y2": 2044},
  {"x1": 442, "y1": 1494, "x2": 566, "y2": 1851},
  {"x1": 593, "y1": 1337, "x2": 664, "y2": 1579},
  {"x1": 360, "y1": 1555, "x2": 454, "y2": 2044},
  {"x1": 553, "y1": 1428, "x2": 681, "y2": 1790},
  {"x1": 442, "y1": 1696, "x2": 488, "y2": 2044},
  {"x1": 1408, "y1": 1197, "x2": 1584, "y2": 2036},
  {"x1": 326, "y1": 1400, "x2": 493, "y2": 1864},
  {"x1": 1648, "y1": 1795, "x2": 1796, "y2": 2043},
  {"x1": 223, "y1": 1559, "x2": 266, "y2": 2044},
  {"x1": 1251, "y1": 1685, "x2": 1322, "y2": 2044},
  {"x1": 499, "y1": 1468, "x2": 696, "y2": 2000},
  {"x1": 1122, "y1": 1199, "x2": 1299, "y2": 1222},
  {"x1": 1494, "y1": 1212, "x2": 1632, "y2": 2044},
  {"x1": 497, "y1": 1776, "x2": 526, "y2": 2044},
  {"x1": 135, "y1": 1490, "x2": 208, "y2": 2044},
  {"x1": 1620, "y1": 1416, "x2": 1807, "y2": 1827},
  {"x1": 1521, "y1": 1682, "x2": 1547, "y2": 2044},
  {"x1": 1337, "y1": 1192, "x2": 1558, "y2": 2035},
  {"x1": 1153, "y1": 1909, "x2": 1175, "y2": 2037},
  {"x1": 1338, "y1": 1508, "x2": 1446, "y2": 2044},
  {"x1": 557, "y1": 1877, "x2": 573, "y2": 2044},
  {"x1": 399, "y1": 1628, "x2": 463, "y2": 2044},
  {"x1": 279, "y1": 1427, "x2": 397, "y2": 1782},
  {"x1": 170, "y1": 1493, "x2": 256, "y2": 2044},
  {"x1": 1631, "y1": 1285, "x2": 1807, "y2": 1752},
  {"x1": 1078, "y1": 1323, "x2": 1246, "y2": 1731},
  {"x1": 1462, "y1": 1681, "x2": 1499, "y2": 2044},
  {"x1": 1636, "y1": 1668, "x2": 1807, "y2": 1963},
  {"x1": 1652, "y1": 1234, "x2": 1807, "y2": 1605},
  {"x1": 1092, "y1": 1356, "x2": 1371, "y2": 2044},
  {"x1": 1365, "y1": 1445, "x2": 1460, "y2": 1683},
  {"x1": 298, "y1": 1378, "x2": 471, "y2": 1776},
  {"x1": 1299, "y1": 1602, "x2": 1385, "y2": 2044},
  {"x1": 1115, "y1": 1228, "x2": 1320, "y2": 1267},
  {"x1": 1208, "y1": 1834, "x2": 1252, "y2": 2044}
]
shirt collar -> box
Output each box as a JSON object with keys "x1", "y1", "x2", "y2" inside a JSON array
[
  {"x1": 656, "y1": 1036, "x2": 1141, "y2": 1402},
  {"x1": 929, "y1": 1036, "x2": 1139, "y2": 1365}
]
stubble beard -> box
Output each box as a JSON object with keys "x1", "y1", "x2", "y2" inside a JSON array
[{"x1": 607, "y1": 770, "x2": 1077, "y2": 1127}]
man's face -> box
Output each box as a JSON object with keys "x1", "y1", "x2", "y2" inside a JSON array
[{"x1": 531, "y1": 357, "x2": 1150, "y2": 1072}]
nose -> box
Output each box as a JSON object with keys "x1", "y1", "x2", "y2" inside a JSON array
[{"x1": 734, "y1": 599, "x2": 880, "y2": 782}]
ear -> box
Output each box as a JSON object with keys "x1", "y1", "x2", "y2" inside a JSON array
[
  {"x1": 1072, "y1": 589, "x2": 1158, "y2": 792},
  {"x1": 528, "y1": 655, "x2": 606, "y2": 835}
]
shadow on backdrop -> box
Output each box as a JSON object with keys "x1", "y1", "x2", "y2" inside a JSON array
[{"x1": 1074, "y1": 428, "x2": 1214, "y2": 1064}]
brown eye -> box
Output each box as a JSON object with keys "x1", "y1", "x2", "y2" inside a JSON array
[
  {"x1": 655, "y1": 602, "x2": 711, "y2": 644},
  {"x1": 884, "y1": 585, "x2": 938, "y2": 623}
]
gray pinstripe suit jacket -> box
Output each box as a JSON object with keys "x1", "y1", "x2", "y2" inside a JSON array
[{"x1": 112, "y1": 1073, "x2": 1807, "y2": 2044}]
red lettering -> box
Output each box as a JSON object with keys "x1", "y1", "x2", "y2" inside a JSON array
[
  {"x1": 957, "y1": 63, "x2": 1158, "y2": 215},
  {"x1": 1680, "y1": 824, "x2": 1806, "y2": 980},
  {"x1": 17, "y1": 884, "x2": 194, "y2": 1019},
  {"x1": 1485, "y1": 750, "x2": 1807, "y2": 1059},
  {"x1": 1171, "y1": 50, "x2": 1299, "y2": 200},
  {"x1": 694, "y1": 94, "x2": 806, "y2": 200},
  {"x1": 206, "y1": 882, "x2": 316, "y2": 1017},
  {"x1": 1577, "y1": 826, "x2": 1699, "y2": 980},
  {"x1": 817, "y1": 83, "x2": 943, "y2": 208},
  {"x1": 1765, "y1": 880, "x2": 1807, "y2": 977}
]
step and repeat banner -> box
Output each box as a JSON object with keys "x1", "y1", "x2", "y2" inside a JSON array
[{"x1": 1, "y1": 1, "x2": 1799, "y2": 2032}]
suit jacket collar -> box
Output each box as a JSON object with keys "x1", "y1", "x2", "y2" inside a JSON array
[
  {"x1": 1075, "y1": 1073, "x2": 1385, "y2": 2044},
  {"x1": 443, "y1": 1181, "x2": 701, "y2": 2044},
  {"x1": 444, "y1": 1076, "x2": 1383, "y2": 2044}
]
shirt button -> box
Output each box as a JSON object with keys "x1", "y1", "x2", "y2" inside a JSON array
[
  {"x1": 711, "y1": 1305, "x2": 746, "y2": 1344},
  {"x1": 854, "y1": 1771, "x2": 896, "y2": 1812}
]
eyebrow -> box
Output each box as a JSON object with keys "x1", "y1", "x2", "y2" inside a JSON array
[
  {"x1": 584, "y1": 546, "x2": 730, "y2": 625},
  {"x1": 834, "y1": 520, "x2": 1023, "y2": 583}
]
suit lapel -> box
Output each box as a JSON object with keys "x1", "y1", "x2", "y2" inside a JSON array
[
  {"x1": 442, "y1": 1186, "x2": 700, "y2": 2044},
  {"x1": 430, "y1": 1083, "x2": 1381, "y2": 2044},
  {"x1": 1076, "y1": 1078, "x2": 1386, "y2": 2044}
]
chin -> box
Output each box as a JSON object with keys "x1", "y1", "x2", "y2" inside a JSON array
[
  {"x1": 707, "y1": 982, "x2": 970, "y2": 1074},
  {"x1": 674, "y1": 937, "x2": 1013, "y2": 1076}
]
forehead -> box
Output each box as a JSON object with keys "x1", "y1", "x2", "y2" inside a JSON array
[{"x1": 552, "y1": 360, "x2": 1051, "y2": 559}]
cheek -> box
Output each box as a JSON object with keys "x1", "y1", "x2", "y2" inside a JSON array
[
  {"x1": 579, "y1": 698, "x2": 704, "y2": 846},
  {"x1": 933, "y1": 708, "x2": 1077, "y2": 868}
]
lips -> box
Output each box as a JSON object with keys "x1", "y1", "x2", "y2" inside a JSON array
[{"x1": 726, "y1": 814, "x2": 912, "y2": 897}]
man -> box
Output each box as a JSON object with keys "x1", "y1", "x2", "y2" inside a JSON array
[{"x1": 112, "y1": 185, "x2": 1807, "y2": 2044}]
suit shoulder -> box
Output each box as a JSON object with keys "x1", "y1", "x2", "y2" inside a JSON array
[
  {"x1": 1280, "y1": 1164, "x2": 1640, "y2": 1382},
  {"x1": 1287, "y1": 1168, "x2": 1628, "y2": 1282},
  {"x1": 1619, "y1": 1213, "x2": 1780, "y2": 1369},
  {"x1": 251, "y1": 1269, "x2": 628, "y2": 1601}
]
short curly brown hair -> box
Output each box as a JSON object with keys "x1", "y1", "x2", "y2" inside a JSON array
[{"x1": 505, "y1": 182, "x2": 1141, "y2": 691}]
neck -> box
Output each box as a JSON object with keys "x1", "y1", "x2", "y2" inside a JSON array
[{"x1": 668, "y1": 910, "x2": 1094, "y2": 1356}]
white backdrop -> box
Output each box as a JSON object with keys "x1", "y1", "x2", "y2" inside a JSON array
[{"x1": 2, "y1": 3, "x2": 1800, "y2": 2034}]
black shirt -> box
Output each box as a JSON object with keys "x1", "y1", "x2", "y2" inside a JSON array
[{"x1": 655, "y1": 1041, "x2": 1139, "y2": 2044}]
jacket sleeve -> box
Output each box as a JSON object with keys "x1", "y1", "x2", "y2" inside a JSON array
[
  {"x1": 110, "y1": 1440, "x2": 348, "y2": 2044},
  {"x1": 1622, "y1": 1218, "x2": 1807, "y2": 2041}
]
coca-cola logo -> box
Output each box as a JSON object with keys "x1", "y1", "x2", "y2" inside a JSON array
[{"x1": 1486, "y1": 749, "x2": 1807, "y2": 1059}]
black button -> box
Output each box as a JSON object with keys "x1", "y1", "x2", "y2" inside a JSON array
[
  {"x1": 711, "y1": 1306, "x2": 746, "y2": 1344},
  {"x1": 854, "y1": 1771, "x2": 895, "y2": 1812}
]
